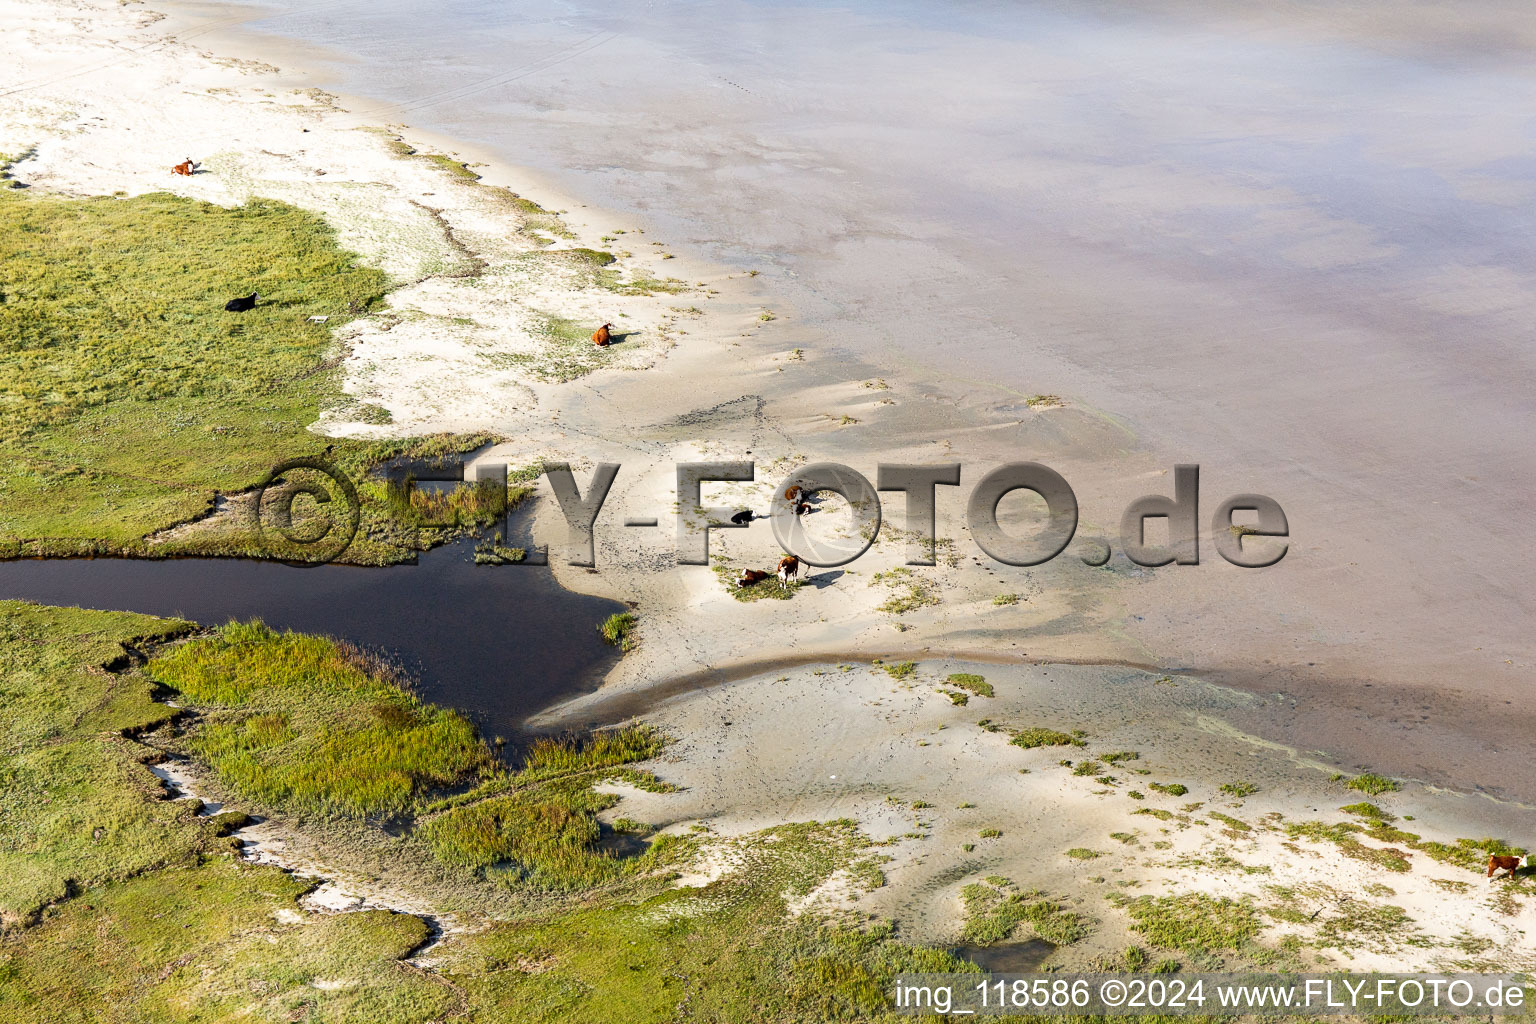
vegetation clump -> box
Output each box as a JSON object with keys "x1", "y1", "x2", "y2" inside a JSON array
[
  {"x1": 422, "y1": 726, "x2": 675, "y2": 888},
  {"x1": 1210, "y1": 812, "x2": 1252, "y2": 833},
  {"x1": 376, "y1": 134, "x2": 483, "y2": 182},
  {"x1": 1341, "y1": 802, "x2": 1394, "y2": 822},
  {"x1": 565, "y1": 247, "x2": 617, "y2": 266},
  {"x1": 961, "y1": 878, "x2": 1089, "y2": 946},
  {"x1": 870, "y1": 567, "x2": 939, "y2": 614},
  {"x1": 1114, "y1": 892, "x2": 1265, "y2": 965},
  {"x1": 1010, "y1": 727, "x2": 1084, "y2": 750},
  {"x1": 1345, "y1": 773, "x2": 1400, "y2": 796},
  {"x1": 1282, "y1": 821, "x2": 1412, "y2": 873},
  {"x1": 945, "y1": 672, "x2": 993, "y2": 697},
  {"x1": 599, "y1": 611, "x2": 638, "y2": 651},
  {"x1": 474, "y1": 533, "x2": 527, "y2": 564}
]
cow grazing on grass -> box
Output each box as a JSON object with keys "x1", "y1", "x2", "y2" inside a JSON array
[
  {"x1": 224, "y1": 292, "x2": 258, "y2": 312},
  {"x1": 736, "y1": 568, "x2": 770, "y2": 587},
  {"x1": 777, "y1": 555, "x2": 799, "y2": 583},
  {"x1": 172, "y1": 158, "x2": 196, "y2": 176},
  {"x1": 1488, "y1": 854, "x2": 1524, "y2": 879},
  {"x1": 592, "y1": 323, "x2": 613, "y2": 346}
]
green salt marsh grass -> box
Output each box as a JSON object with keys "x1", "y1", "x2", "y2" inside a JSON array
[
  {"x1": 598, "y1": 610, "x2": 638, "y2": 651},
  {"x1": 960, "y1": 877, "x2": 1088, "y2": 946},
  {"x1": 1, "y1": 820, "x2": 962, "y2": 1022},
  {"x1": 0, "y1": 604, "x2": 967, "y2": 1019},
  {"x1": 0, "y1": 187, "x2": 503, "y2": 562},
  {"x1": 0, "y1": 189, "x2": 383, "y2": 547},
  {"x1": 1110, "y1": 892, "x2": 1272, "y2": 968},
  {"x1": 433, "y1": 820, "x2": 969, "y2": 1023},
  {"x1": 1010, "y1": 727, "x2": 1084, "y2": 750},
  {"x1": 0, "y1": 857, "x2": 454, "y2": 1022},
  {"x1": 422, "y1": 726, "x2": 675, "y2": 889},
  {"x1": 149, "y1": 621, "x2": 491, "y2": 820},
  {"x1": 151, "y1": 620, "x2": 687, "y2": 889},
  {"x1": 1345, "y1": 772, "x2": 1400, "y2": 796},
  {"x1": 0, "y1": 602, "x2": 234, "y2": 927},
  {"x1": 944, "y1": 672, "x2": 993, "y2": 698}
]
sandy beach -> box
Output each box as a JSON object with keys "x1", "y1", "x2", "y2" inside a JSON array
[{"x1": 2, "y1": 0, "x2": 1534, "y2": 993}]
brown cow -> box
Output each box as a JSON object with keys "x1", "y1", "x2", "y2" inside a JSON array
[
  {"x1": 591, "y1": 322, "x2": 613, "y2": 346},
  {"x1": 172, "y1": 158, "x2": 195, "y2": 176},
  {"x1": 736, "y1": 568, "x2": 770, "y2": 587},
  {"x1": 784, "y1": 484, "x2": 803, "y2": 503},
  {"x1": 1488, "y1": 854, "x2": 1523, "y2": 879},
  {"x1": 776, "y1": 554, "x2": 799, "y2": 583}
]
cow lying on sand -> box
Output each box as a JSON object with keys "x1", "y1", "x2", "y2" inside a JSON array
[
  {"x1": 592, "y1": 323, "x2": 613, "y2": 346},
  {"x1": 172, "y1": 158, "x2": 196, "y2": 176}
]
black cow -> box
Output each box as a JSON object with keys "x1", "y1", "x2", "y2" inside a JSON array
[{"x1": 224, "y1": 292, "x2": 259, "y2": 312}]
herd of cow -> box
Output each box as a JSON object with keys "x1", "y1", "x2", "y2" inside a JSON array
[
  {"x1": 729, "y1": 485, "x2": 812, "y2": 589},
  {"x1": 179, "y1": 148, "x2": 1533, "y2": 868},
  {"x1": 735, "y1": 554, "x2": 799, "y2": 590}
]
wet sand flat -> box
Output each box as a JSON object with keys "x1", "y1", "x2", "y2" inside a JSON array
[{"x1": 207, "y1": 0, "x2": 1536, "y2": 788}]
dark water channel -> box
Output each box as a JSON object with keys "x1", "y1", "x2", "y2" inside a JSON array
[{"x1": 0, "y1": 539, "x2": 624, "y2": 745}]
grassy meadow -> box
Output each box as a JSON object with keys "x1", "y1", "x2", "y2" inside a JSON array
[
  {"x1": 0, "y1": 188, "x2": 505, "y2": 562},
  {"x1": 0, "y1": 602, "x2": 236, "y2": 929}
]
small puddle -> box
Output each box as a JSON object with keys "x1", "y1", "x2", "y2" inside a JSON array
[
  {"x1": 953, "y1": 939, "x2": 1056, "y2": 973},
  {"x1": 596, "y1": 825, "x2": 651, "y2": 859}
]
